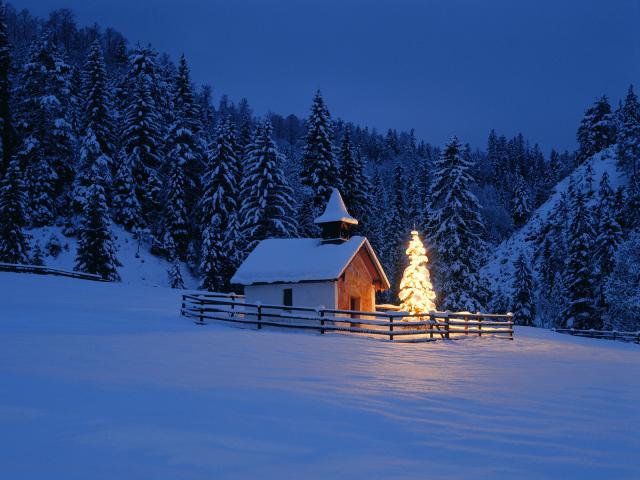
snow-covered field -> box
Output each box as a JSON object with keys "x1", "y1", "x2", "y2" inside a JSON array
[{"x1": 1, "y1": 273, "x2": 638, "y2": 480}]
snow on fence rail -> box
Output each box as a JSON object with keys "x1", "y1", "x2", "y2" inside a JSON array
[
  {"x1": 0, "y1": 262, "x2": 107, "y2": 282},
  {"x1": 554, "y1": 328, "x2": 640, "y2": 344},
  {"x1": 180, "y1": 292, "x2": 514, "y2": 342}
]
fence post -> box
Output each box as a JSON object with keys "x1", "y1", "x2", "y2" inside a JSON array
[
  {"x1": 444, "y1": 312, "x2": 450, "y2": 339},
  {"x1": 181, "y1": 295, "x2": 186, "y2": 316},
  {"x1": 320, "y1": 309, "x2": 325, "y2": 334},
  {"x1": 464, "y1": 314, "x2": 468, "y2": 336},
  {"x1": 257, "y1": 305, "x2": 262, "y2": 330},
  {"x1": 507, "y1": 312, "x2": 514, "y2": 340},
  {"x1": 389, "y1": 315, "x2": 394, "y2": 341},
  {"x1": 429, "y1": 313, "x2": 433, "y2": 339},
  {"x1": 477, "y1": 311, "x2": 482, "y2": 337},
  {"x1": 198, "y1": 297, "x2": 205, "y2": 325}
]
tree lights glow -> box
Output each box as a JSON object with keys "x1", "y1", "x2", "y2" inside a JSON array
[{"x1": 399, "y1": 230, "x2": 437, "y2": 314}]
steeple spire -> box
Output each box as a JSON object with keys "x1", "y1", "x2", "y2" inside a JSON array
[{"x1": 314, "y1": 188, "x2": 358, "y2": 243}]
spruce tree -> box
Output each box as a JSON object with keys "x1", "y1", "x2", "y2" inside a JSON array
[
  {"x1": 170, "y1": 54, "x2": 203, "y2": 209},
  {"x1": 511, "y1": 171, "x2": 531, "y2": 228},
  {"x1": 387, "y1": 164, "x2": 410, "y2": 298},
  {"x1": 200, "y1": 119, "x2": 239, "y2": 229},
  {"x1": 163, "y1": 153, "x2": 189, "y2": 258},
  {"x1": 197, "y1": 119, "x2": 242, "y2": 289},
  {"x1": 562, "y1": 192, "x2": 597, "y2": 329},
  {"x1": 339, "y1": 128, "x2": 371, "y2": 227},
  {"x1": 511, "y1": 254, "x2": 535, "y2": 326},
  {"x1": 73, "y1": 40, "x2": 114, "y2": 208},
  {"x1": 174, "y1": 54, "x2": 201, "y2": 133},
  {"x1": 576, "y1": 96, "x2": 616, "y2": 163},
  {"x1": 111, "y1": 156, "x2": 142, "y2": 231},
  {"x1": 429, "y1": 137, "x2": 485, "y2": 311},
  {"x1": 198, "y1": 218, "x2": 225, "y2": 291},
  {"x1": 0, "y1": 158, "x2": 29, "y2": 263},
  {"x1": 593, "y1": 172, "x2": 623, "y2": 320},
  {"x1": 81, "y1": 40, "x2": 115, "y2": 158},
  {"x1": 429, "y1": 137, "x2": 484, "y2": 311},
  {"x1": 168, "y1": 260, "x2": 185, "y2": 289},
  {"x1": 121, "y1": 74, "x2": 163, "y2": 222},
  {"x1": 603, "y1": 232, "x2": 640, "y2": 331},
  {"x1": 240, "y1": 119, "x2": 297, "y2": 252},
  {"x1": 616, "y1": 85, "x2": 640, "y2": 177},
  {"x1": 15, "y1": 34, "x2": 75, "y2": 224},
  {"x1": 75, "y1": 182, "x2": 120, "y2": 281},
  {"x1": 300, "y1": 91, "x2": 338, "y2": 232},
  {"x1": 0, "y1": 1, "x2": 14, "y2": 174},
  {"x1": 623, "y1": 173, "x2": 640, "y2": 233}
]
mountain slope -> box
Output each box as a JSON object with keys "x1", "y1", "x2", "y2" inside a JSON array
[{"x1": 480, "y1": 147, "x2": 625, "y2": 298}]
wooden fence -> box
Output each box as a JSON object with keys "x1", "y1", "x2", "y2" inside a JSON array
[
  {"x1": 554, "y1": 328, "x2": 640, "y2": 344},
  {"x1": 0, "y1": 262, "x2": 107, "y2": 282},
  {"x1": 180, "y1": 292, "x2": 514, "y2": 342}
]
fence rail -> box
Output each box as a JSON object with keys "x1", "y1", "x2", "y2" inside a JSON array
[
  {"x1": 0, "y1": 262, "x2": 107, "y2": 282},
  {"x1": 554, "y1": 328, "x2": 640, "y2": 343},
  {"x1": 181, "y1": 292, "x2": 514, "y2": 342}
]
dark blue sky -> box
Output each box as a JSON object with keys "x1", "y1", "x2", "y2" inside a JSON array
[{"x1": 14, "y1": 0, "x2": 640, "y2": 151}]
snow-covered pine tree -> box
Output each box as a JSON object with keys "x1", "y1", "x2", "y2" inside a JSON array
[
  {"x1": 428, "y1": 136, "x2": 485, "y2": 311},
  {"x1": 75, "y1": 182, "x2": 120, "y2": 281},
  {"x1": 15, "y1": 34, "x2": 75, "y2": 224},
  {"x1": 240, "y1": 119, "x2": 297, "y2": 252},
  {"x1": 386, "y1": 163, "x2": 410, "y2": 298},
  {"x1": 73, "y1": 40, "x2": 115, "y2": 209},
  {"x1": 594, "y1": 172, "x2": 622, "y2": 273},
  {"x1": 0, "y1": 158, "x2": 29, "y2": 263},
  {"x1": 174, "y1": 54, "x2": 201, "y2": 134},
  {"x1": 576, "y1": 96, "x2": 616, "y2": 163},
  {"x1": 111, "y1": 154, "x2": 142, "y2": 231},
  {"x1": 197, "y1": 119, "x2": 242, "y2": 289},
  {"x1": 398, "y1": 230, "x2": 437, "y2": 314},
  {"x1": 168, "y1": 260, "x2": 185, "y2": 289},
  {"x1": 162, "y1": 151, "x2": 189, "y2": 258},
  {"x1": 616, "y1": 85, "x2": 640, "y2": 177},
  {"x1": 81, "y1": 39, "x2": 115, "y2": 159},
  {"x1": 198, "y1": 218, "x2": 225, "y2": 291},
  {"x1": 0, "y1": 1, "x2": 13, "y2": 174},
  {"x1": 623, "y1": 173, "x2": 640, "y2": 233},
  {"x1": 74, "y1": 129, "x2": 112, "y2": 210},
  {"x1": 511, "y1": 254, "x2": 535, "y2": 326},
  {"x1": 121, "y1": 74, "x2": 163, "y2": 223},
  {"x1": 603, "y1": 232, "x2": 640, "y2": 331},
  {"x1": 300, "y1": 91, "x2": 338, "y2": 233},
  {"x1": 561, "y1": 192, "x2": 597, "y2": 329},
  {"x1": 338, "y1": 127, "x2": 371, "y2": 228},
  {"x1": 200, "y1": 119, "x2": 239, "y2": 229},
  {"x1": 170, "y1": 55, "x2": 204, "y2": 207},
  {"x1": 593, "y1": 172, "x2": 623, "y2": 322},
  {"x1": 511, "y1": 170, "x2": 531, "y2": 228}
]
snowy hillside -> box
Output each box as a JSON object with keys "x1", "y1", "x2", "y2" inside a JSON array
[
  {"x1": 28, "y1": 224, "x2": 198, "y2": 288},
  {"x1": 481, "y1": 147, "x2": 625, "y2": 297},
  {"x1": 1, "y1": 272, "x2": 639, "y2": 480}
]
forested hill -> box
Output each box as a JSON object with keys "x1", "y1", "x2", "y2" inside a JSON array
[{"x1": 0, "y1": 3, "x2": 638, "y2": 331}]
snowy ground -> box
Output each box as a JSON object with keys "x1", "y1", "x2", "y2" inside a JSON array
[{"x1": 1, "y1": 273, "x2": 639, "y2": 480}]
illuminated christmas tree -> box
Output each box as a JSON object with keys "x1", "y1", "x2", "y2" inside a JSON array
[{"x1": 398, "y1": 230, "x2": 437, "y2": 314}]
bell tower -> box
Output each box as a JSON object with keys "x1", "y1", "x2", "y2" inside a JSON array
[{"x1": 314, "y1": 188, "x2": 358, "y2": 244}]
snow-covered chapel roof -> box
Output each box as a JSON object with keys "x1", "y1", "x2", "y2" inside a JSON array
[
  {"x1": 231, "y1": 236, "x2": 389, "y2": 288},
  {"x1": 314, "y1": 189, "x2": 358, "y2": 225}
]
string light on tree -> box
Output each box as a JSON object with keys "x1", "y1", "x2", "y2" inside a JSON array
[{"x1": 398, "y1": 230, "x2": 437, "y2": 314}]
